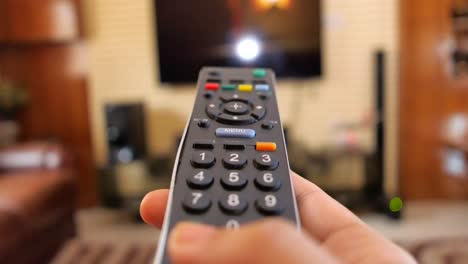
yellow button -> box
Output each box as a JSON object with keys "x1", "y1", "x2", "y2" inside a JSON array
[
  {"x1": 256, "y1": 142, "x2": 277, "y2": 152},
  {"x1": 238, "y1": 84, "x2": 253, "y2": 92}
]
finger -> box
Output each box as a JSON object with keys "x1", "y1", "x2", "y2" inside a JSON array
[
  {"x1": 291, "y1": 172, "x2": 416, "y2": 264},
  {"x1": 291, "y1": 172, "x2": 360, "y2": 241},
  {"x1": 140, "y1": 189, "x2": 169, "y2": 228},
  {"x1": 168, "y1": 219, "x2": 339, "y2": 264}
]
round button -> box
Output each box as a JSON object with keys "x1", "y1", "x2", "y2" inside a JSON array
[
  {"x1": 254, "y1": 153, "x2": 279, "y2": 170},
  {"x1": 223, "y1": 101, "x2": 249, "y2": 115},
  {"x1": 219, "y1": 193, "x2": 248, "y2": 215},
  {"x1": 191, "y1": 151, "x2": 215, "y2": 168},
  {"x1": 197, "y1": 119, "x2": 210, "y2": 128},
  {"x1": 261, "y1": 121, "x2": 275, "y2": 130},
  {"x1": 217, "y1": 113, "x2": 256, "y2": 125},
  {"x1": 204, "y1": 91, "x2": 215, "y2": 99},
  {"x1": 221, "y1": 171, "x2": 247, "y2": 190},
  {"x1": 183, "y1": 192, "x2": 211, "y2": 213},
  {"x1": 257, "y1": 91, "x2": 271, "y2": 100},
  {"x1": 251, "y1": 105, "x2": 266, "y2": 120},
  {"x1": 206, "y1": 102, "x2": 221, "y2": 119},
  {"x1": 187, "y1": 170, "x2": 214, "y2": 189},
  {"x1": 255, "y1": 194, "x2": 284, "y2": 215},
  {"x1": 223, "y1": 152, "x2": 247, "y2": 169},
  {"x1": 255, "y1": 172, "x2": 281, "y2": 191}
]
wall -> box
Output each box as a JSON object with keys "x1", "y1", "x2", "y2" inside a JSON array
[{"x1": 84, "y1": 0, "x2": 399, "y2": 195}]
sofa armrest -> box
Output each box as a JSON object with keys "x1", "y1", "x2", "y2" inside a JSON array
[{"x1": 0, "y1": 142, "x2": 72, "y2": 172}]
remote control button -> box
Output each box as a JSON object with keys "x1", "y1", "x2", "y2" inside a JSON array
[
  {"x1": 222, "y1": 84, "x2": 237, "y2": 91},
  {"x1": 217, "y1": 113, "x2": 256, "y2": 125},
  {"x1": 208, "y1": 71, "x2": 220, "y2": 77},
  {"x1": 257, "y1": 91, "x2": 271, "y2": 100},
  {"x1": 255, "y1": 172, "x2": 281, "y2": 191},
  {"x1": 221, "y1": 171, "x2": 247, "y2": 190},
  {"x1": 219, "y1": 193, "x2": 248, "y2": 215},
  {"x1": 251, "y1": 105, "x2": 266, "y2": 120},
  {"x1": 205, "y1": 83, "x2": 219, "y2": 91},
  {"x1": 256, "y1": 194, "x2": 284, "y2": 215},
  {"x1": 225, "y1": 219, "x2": 241, "y2": 230},
  {"x1": 238, "y1": 84, "x2": 253, "y2": 92},
  {"x1": 255, "y1": 84, "x2": 270, "y2": 91},
  {"x1": 197, "y1": 119, "x2": 211, "y2": 128},
  {"x1": 256, "y1": 142, "x2": 277, "y2": 152},
  {"x1": 223, "y1": 101, "x2": 249, "y2": 115},
  {"x1": 220, "y1": 93, "x2": 251, "y2": 103},
  {"x1": 192, "y1": 141, "x2": 214, "y2": 149},
  {"x1": 223, "y1": 152, "x2": 247, "y2": 169},
  {"x1": 187, "y1": 170, "x2": 214, "y2": 189},
  {"x1": 183, "y1": 192, "x2": 211, "y2": 213},
  {"x1": 204, "y1": 91, "x2": 215, "y2": 99},
  {"x1": 224, "y1": 143, "x2": 245, "y2": 150},
  {"x1": 261, "y1": 121, "x2": 275, "y2": 129},
  {"x1": 253, "y1": 68, "x2": 266, "y2": 78},
  {"x1": 191, "y1": 151, "x2": 215, "y2": 168},
  {"x1": 254, "y1": 153, "x2": 279, "y2": 170},
  {"x1": 206, "y1": 102, "x2": 221, "y2": 119},
  {"x1": 216, "y1": 128, "x2": 256, "y2": 138}
]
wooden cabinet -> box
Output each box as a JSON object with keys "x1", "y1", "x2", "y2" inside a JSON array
[
  {"x1": 400, "y1": 0, "x2": 468, "y2": 200},
  {"x1": 0, "y1": 0, "x2": 96, "y2": 206}
]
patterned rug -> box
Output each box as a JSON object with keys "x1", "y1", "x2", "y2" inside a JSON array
[
  {"x1": 51, "y1": 239, "x2": 156, "y2": 264},
  {"x1": 404, "y1": 238, "x2": 468, "y2": 264},
  {"x1": 51, "y1": 238, "x2": 468, "y2": 264}
]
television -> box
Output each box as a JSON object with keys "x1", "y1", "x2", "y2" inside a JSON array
[{"x1": 154, "y1": 0, "x2": 322, "y2": 83}]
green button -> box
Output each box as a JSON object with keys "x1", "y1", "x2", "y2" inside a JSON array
[
  {"x1": 253, "y1": 69, "x2": 266, "y2": 78},
  {"x1": 222, "y1": 84, "x2": 237, "y2": 90}
]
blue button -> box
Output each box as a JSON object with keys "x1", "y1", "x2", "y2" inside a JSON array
[
  {"x1": 255, "y1": 84, "x2": 269, "y2": 91},
  {"x1": 216, "y1": 128, "x2": 256, "y2": 138}
]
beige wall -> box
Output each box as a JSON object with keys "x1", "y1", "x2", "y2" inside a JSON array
[{"x1": 84, "y1": 0, "x2": 399, "y2": 194}]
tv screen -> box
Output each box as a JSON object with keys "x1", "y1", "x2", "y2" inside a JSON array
[{"x1": 154, "y1": 0, "x2": 321, "y2": 83}]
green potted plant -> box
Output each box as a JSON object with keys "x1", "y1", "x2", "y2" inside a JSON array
[{"x1": 0, "y1": 76, "x2": 28, "y2": 147}]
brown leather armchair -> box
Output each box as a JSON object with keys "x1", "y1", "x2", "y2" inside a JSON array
[{"x1": 0, "y1": 142, "x2": 77, "y2": 264}]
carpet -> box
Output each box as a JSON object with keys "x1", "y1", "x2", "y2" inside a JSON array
[
  {"x1": 51, "y1": 238, "x2": 468, "y2": 264},
  {"x1": 404, "y1": 238, "x2": 468, "y2": 264},
  {"x1": 51, "y1": 239, "x2": 156, "y2": 264}
]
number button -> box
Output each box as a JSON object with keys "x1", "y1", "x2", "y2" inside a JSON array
[
  {"x1": 183, "y1": 192, "x2": 211, "y2": 213},
  {"x1": 225, "y1": 219, "x2": 240, "y2": 230},
  {"x1": 191, "y1": 151, "x2": 215, "y2": 168},
  {"x1": 219, "y1": 193, "x2": 248, "y2": 215},
  {"x1": 186, "y1": 170, "x2": 214, "y2": 189},
  {"x1": 221, "y1": 172, "x2": 247, "y2": 190},
  {"x1": 222, "y1": 152, "x2": 247, "y2": 169},
  {"x1": 255, "y1": 172, "x2": 281, "y2": 191},
  {"x1": 256, "y1": 194, "x2": 284, "y2": 215},
  {"x1": 254, "y1": 153, "x2": 279, "y2": 170}
]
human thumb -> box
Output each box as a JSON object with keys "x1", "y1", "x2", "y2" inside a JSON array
[{"x1": 168, "y1": 219, "x2": 339, "y2": 264}]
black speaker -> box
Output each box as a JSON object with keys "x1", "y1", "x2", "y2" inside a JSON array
[{"x1": 105, "y1": 103, "x2": 147, "y2": 164}]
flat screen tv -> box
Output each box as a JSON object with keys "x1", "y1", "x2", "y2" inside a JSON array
[{"x1": 154, "y1": 0, "x2": 321, "y2": 83}]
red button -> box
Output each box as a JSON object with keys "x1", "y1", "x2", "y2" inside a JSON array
[{"x1": 205, "y1": 83, "x2": 219, "y2": 90}]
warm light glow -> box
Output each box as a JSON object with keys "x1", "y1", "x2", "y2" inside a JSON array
[
  {"x1": 236, "y1": 37, "x2": 261, "y2": 61},
  {"x1": 254, "y1": 0, "x2": 291, "y2": 10}
]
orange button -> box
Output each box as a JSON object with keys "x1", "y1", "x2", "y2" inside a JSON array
[{"x1": 256, "y1": 142, "x2": 277, "y2": 152}]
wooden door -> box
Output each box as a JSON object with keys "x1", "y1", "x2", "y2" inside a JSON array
[{"x1": 400, "y1": 0, "x2": 468, "y2": 199}]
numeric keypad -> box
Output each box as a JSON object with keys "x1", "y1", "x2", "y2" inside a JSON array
[
  {"x1": 222, "y1": 152, "x2": 247, "y2": 169},
  {"x1": 219, "y1": 193, "x2": 248, "y2": 215},
  {"x1": 191, "y1": 151, "x2": 215, "y2": 168}
]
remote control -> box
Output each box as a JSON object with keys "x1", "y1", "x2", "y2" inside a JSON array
[{"x1": 154, "y1": 67, "x2": 300, "y2": 264}]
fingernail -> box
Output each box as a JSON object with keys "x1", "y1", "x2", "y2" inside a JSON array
[{"x1": 170, "y1": 222, "x2": 218, "y2": 248}]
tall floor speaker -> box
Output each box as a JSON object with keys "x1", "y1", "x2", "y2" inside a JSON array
[{"x1": 105, "y1": 103, "x2": 147, "y2": 164}]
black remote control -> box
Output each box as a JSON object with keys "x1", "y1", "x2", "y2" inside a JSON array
[{"x1": 155, "y1": 67, "x2": 300, "y2": 264}]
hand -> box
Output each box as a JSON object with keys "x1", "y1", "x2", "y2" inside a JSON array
[{"x1": 140, "y1": 172, "x2": 416, "y2": 264}]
